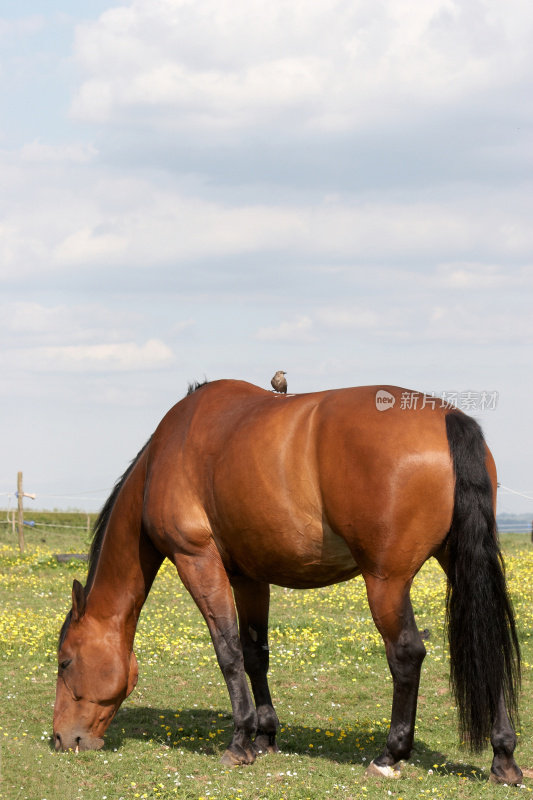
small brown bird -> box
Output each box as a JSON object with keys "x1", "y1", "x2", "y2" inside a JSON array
[{"x1": 271, "y1": 370, "x2": 287, "y2": 393}]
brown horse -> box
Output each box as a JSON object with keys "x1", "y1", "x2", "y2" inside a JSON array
[{"x1": 53, "y1": 380, "x2": 521, "y2": 783}]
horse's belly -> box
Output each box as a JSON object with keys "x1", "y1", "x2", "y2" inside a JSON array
[{"x1": 217, "y1": 518, "x2": 360, "y2": 589}]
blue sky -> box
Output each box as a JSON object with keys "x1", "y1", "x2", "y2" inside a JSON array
[{"x1": 1, "y1": 0, "x2": 532, "y2": 514}]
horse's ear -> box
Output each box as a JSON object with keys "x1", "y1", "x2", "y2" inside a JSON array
[{"x1": 71, "y1": 579, "x2": 86, "y2": 622}]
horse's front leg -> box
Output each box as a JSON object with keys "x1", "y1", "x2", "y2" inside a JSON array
[
  {"x1": 364, "y1": 575, "x2": 426, "y2": 778},
  {"x1": 173, "y1": 551, "x2": 258, "y2": 766},
  {"x1": 231, "y1": 576, "x2": 280, "y2": 755}
]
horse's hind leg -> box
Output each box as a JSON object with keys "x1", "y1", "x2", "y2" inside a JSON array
[
  {"x1": 489, "y1": 693, "x2": 522, "y2": 784},
  {"x1": 231, "y1": 576, "x2": 280, "y2": 754},
  {"x1": 363, "y1": 575, "x2": 426, "y2": 777},
  {"x1": 172, "y1": 552, "x2": 258, "y2": 766}
]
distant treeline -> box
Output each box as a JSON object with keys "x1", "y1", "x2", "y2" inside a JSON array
[{"x1": 497, "y1": 513, "x2": 532, "y2": 533}]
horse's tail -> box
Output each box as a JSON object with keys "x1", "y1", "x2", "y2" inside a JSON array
[{"x1": 444, "y1": 409, "x2": 520, "y2": 751}]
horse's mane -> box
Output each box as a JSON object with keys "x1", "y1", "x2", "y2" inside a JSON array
[
  {"x1": 88, "y1": 380, "x2": 208, "y2": 585},
  {"x1": 187, "y1": 378, "x2": 209, "y2": 395},
  {"x1": 86, "y1": 437, "x2": 152, "y2": 592},
  {"x1": 59, "y1": 437, "x2": 151, "y2": 649},
  {"x1": 59, "y1": 380, "x2": 209, "y2": 649}
]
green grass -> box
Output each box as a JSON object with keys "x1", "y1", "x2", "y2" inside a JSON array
[{"x1": 1, "y1": 520, "x2": 533, "y2": 800}]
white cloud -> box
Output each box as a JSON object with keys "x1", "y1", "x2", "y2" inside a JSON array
[
  {"x1": 18, "y1": 339, "x2": 174, "y2": 373},
  {"x1": 316, "y1": 307, "x2": 380, "y2": 329},
  {"x1": 19, "y1": 141, "x2": 98, "y2": 164},
  {"x1": 54, "y1": 226, "x2": 128, "y2": 266},
  {"x1": 2, "y1": 302, "x2": 76, "y2": 335},
  {"x1": 0, "y1": 302, "x2": 141, "y2": 343},
  {"x1": 256, "y1": 315, "x2": 315, "y2": 342},
  {"x1": 2, "y1": 144, "x2": 533, "y2": 281},
  {"x1": 252, "y1": 298, "x2": 533, "y2": 348},
  {"x1": 434, "y1": 263, "x2": 533, "y2": 289},
  {"x1": 437, "y1": 265, "x2": 505, "y2": 289},
  {"x1": 425, "y1": 305, "x2": 533, "y2": 344},
  {"x1": 0, "y1": 303, "x2": 181, "y2": 381},
  {"x1": 70, "y1": 0, "x2": 533, "y2": 134},
  {"x1": 0, "y1": 15, "x2": 45, "y2": 38}
]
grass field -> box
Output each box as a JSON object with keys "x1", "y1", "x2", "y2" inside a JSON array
[{"x1": 1, "y1": 516, "x2": 533, "y2": 800}]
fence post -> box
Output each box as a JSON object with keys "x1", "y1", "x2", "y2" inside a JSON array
[{"x1": 17, "y1": 471, "x2": 25, "y2": 553}]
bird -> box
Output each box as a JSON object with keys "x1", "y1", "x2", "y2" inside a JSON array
[{"x1": 271, "y1": 370, "x2": 287, "y2": 393}]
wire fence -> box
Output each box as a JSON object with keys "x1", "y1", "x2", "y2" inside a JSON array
[
  {"x1": 0, "y1": 483, "x2": 532, "y2": 535},
  {"x1": 0, "y1": 482, "x2": 107, "y2": 544},
  {"x1": 0, "y1": 519, "x2": 91, "y2": 530},
  {"x1": 0, "y1": 511, "x2": 96, "y2": 536}
]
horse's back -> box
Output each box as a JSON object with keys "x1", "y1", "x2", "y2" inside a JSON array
[{"x1": 143, "y1": 381, "x2": 455, "y2": 587}]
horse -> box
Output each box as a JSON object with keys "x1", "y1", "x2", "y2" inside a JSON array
[{"x1": 53, "y1": 380, "x2": 521, "y2": 783}]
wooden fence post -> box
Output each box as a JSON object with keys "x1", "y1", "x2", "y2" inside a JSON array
[{"x1": 17, "y1": 471, "x2": 25, "y2": 553}]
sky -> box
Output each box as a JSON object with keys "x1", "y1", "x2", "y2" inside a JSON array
[{"x1": 1, "y1": 0, "x2": 532, "y2": 516}]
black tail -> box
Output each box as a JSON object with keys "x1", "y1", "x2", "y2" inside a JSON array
[{"x1": 445, "y1": 410, "x2": 520, "y2": 752}]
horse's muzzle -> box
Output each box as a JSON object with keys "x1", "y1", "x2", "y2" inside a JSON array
[{"x1": 54, "y1": 730, "x2": 104, "y2": 752}]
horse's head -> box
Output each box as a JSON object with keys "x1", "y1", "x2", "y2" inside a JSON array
[{"x1": 53, "y1": 580, "x2": 139, "y2": 752}]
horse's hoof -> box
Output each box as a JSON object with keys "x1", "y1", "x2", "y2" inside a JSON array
[
  {"x1": 364, "y1": 760, "x2": 401, "y2": 779},
  {"x1": 220, "y1": 751, "x2": 235, "y2": 768},
  {"x1": 220, "y1": 750, "x2": 243, "y2": 768},
  {"x1": 489, "y1": 770, "x2": 523, "y2": 785},
  {"x1": 220, "y1": 747, "x2": 256, "y2": 768},
  {"x1": 254, "y1": 734, "x2": 280, "y2": 755}
]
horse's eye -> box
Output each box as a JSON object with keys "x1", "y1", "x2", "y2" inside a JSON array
[{"x1": 60, "y1": 658, "x2": 72, "y2": 670}]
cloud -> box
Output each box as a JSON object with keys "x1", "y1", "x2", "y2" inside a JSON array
[
  {"x1": 54, "y1": 226, "x2": 128, "y2": 266},
  {"x1": 315, "y1": 307, "x2": 380, "y2": 330},
  {"x1": 433, "y1": 263, "x2": 533, "y2": 290},
  {"x1": 17, "y1": 339, "x2": 174, "y2": 373},
  {"x1": 435, "y1": 264, "x2": 507, "y2": 289},
  {"x1": 256, "y1": 315, "x2": 315, "y2": 342},
  {"x1": 0, "y1": 15, "x2": 45, "y2": 39},
  {"x1": 2, "y1": 143, "x2": 533, "y2": 284},
  {"x1": 70, "y1": 0, "x2": 533, "y2": 137},
  {"x1": 426, "y1": 305, "x2": 533, "y2": 345},
  {"x1": 19, "y1": 141, "x2": 98, "y2": 164},
  {"x1": 252, "y1": 295, "x2": 533, "y2": 349},
  {"x1": 0, "y1": 301, "x2": 141, "y2": 343},
  {"x1": 0, "y1": 302, "x2": 179, "y2": 378},
  {"x1": 2, "y1": 302, "x2": 81, "y2": 336}
]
